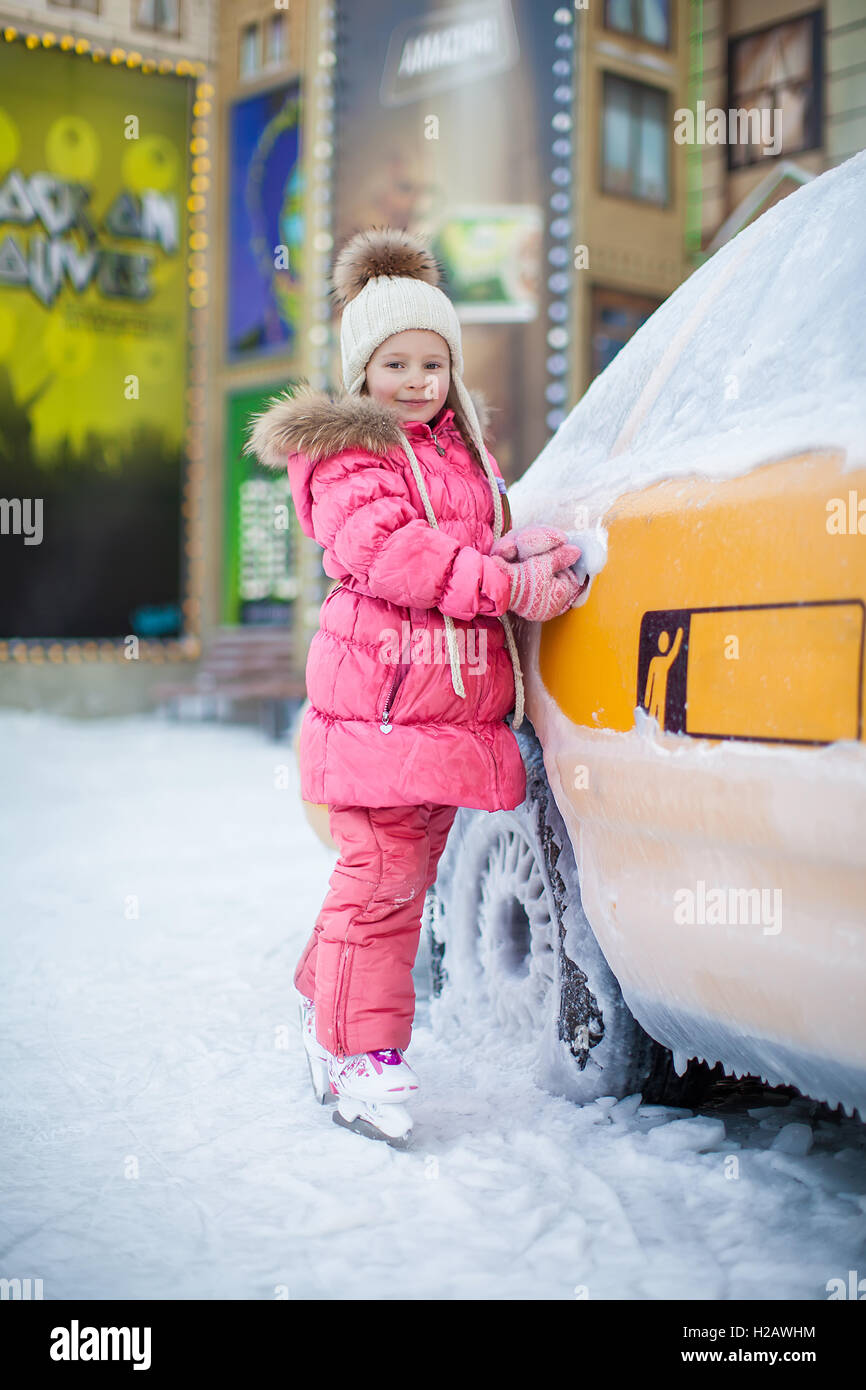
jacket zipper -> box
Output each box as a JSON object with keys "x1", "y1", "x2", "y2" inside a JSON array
[
  {"x1": 417, "y1": 418, "x2": 447, "y2": 455},
  {"x1": 380, "y1": 661, "x2": 408, "y2": 733}
]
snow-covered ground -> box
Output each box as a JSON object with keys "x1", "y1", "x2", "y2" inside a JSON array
[{"x1": 1, "y1": 711, "x2": 864, "y2": 1301}]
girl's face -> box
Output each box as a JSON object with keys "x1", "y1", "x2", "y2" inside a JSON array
[{"x1": 364, "y1": 330, "x2": 450, "y2": 426}]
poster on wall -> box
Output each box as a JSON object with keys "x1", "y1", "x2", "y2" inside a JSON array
[
  {"x1": 333, "y1": 0, "x2": 564, "y2": 482},
  {"x1": 227, "y1": 83, "x2": 303, "y2": 362},
  {"x1": 432, "y1": 205, "x2": 543, "y2": 321},
  {"x1": 223, "y1": 387, "x2": 299, "y2": 627},
  {"x1": 0, "y1": 41, "x2": 192, "y2": 641}
]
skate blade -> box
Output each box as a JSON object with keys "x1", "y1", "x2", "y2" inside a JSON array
[
  {"x1": 306, "y1": 1051, "x2": 335, "y2": 1106},
  {"x1": 332, "y1": 1108, "x2": 412, "y2": 1150}
]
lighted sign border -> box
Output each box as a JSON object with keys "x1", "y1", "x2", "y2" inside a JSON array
[{"x1": 0, "y1": 24, "x2": 210, "y2": 669}]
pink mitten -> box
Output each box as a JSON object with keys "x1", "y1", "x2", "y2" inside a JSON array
[
  {"x1": 492, "y1": 545, "x2": 584, "y2": 621},
  {"x1": 491, "y1": 524, "x2": 571, "y2": 563}
]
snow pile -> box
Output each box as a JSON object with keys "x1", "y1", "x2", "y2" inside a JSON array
[
  {"x1": 511, "y1": 148, "x2": 866, "y2": 532},
  {"x1": 645, "y1": 1116, "x2": 727, "y2": 1155},
  {"x1": 770, "y1": 1123, "x2": 814, "y2": 1156}
]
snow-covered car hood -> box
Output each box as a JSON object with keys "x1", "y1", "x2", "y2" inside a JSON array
[{"x1": 510, "y1": 147, "x2": 866, "y2": 534}]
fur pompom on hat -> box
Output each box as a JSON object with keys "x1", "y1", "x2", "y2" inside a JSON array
[
  {"x1": 331, "y1": 226, "x2": 441, "y2": 310},
  {"x1": 326, "y1": 225, "x2": 524, "y2": 727}
]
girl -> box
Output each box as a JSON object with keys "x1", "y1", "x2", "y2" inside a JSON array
[{"x1": 244, "y1": 227, "x2": 583, "y2": 1147}]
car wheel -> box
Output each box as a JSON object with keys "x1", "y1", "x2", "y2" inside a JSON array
[{"x1": 425, "y1": 719, "x2": 713, "y2": 1105}]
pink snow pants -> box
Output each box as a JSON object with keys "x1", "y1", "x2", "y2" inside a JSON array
[{"x1": 294, "y1": 802, "x2": 458, "y2": 1059}]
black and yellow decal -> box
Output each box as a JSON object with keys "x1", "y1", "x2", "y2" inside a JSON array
[{"x1": 637, "y1": 600, "x2": 865, "y2": 744}]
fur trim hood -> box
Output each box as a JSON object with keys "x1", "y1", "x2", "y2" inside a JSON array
[{"x1": 242, "y1": 380, "x2": 495, "y2": 470}]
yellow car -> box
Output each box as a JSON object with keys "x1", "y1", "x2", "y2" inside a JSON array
[{"x1": 303, "y1": 151, "x2": 866, "y2": 1117}]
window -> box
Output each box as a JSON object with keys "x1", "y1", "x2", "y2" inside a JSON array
[
  {"x1": 266, "y1": 13, "x2": 287, "y2": 67},
  {"x1": 240, "y1": 23, "x2": 260, "y2": 79},
  {"x1": 604, "y1": 0, "x2": 671, "y2": 49},
  {"x1": 591, "y1": 288, "x2": 661, "y2": 380},
  {"x1": 601, "y1": 73, "x2": 669, "y2": 204},
  {"x1": 135, "y1": 0, "x2": 180, "y2": 35},
  {"x1": 727, "y1": 12, "x2": 822, "y2": 170}
]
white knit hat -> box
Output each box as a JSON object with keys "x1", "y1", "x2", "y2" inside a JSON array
[
  {"x1": 331, "y1": 226, "x2": 524, "y2": 729},
  {"x1": 340, "y1": 269, "x2": 466, "y2": 393}
]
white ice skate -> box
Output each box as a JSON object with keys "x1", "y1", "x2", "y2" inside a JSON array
[
  {"x1": 298, "y1": 994, "x2": 335, "y2": 1106},
  {"x1": 328, "y1": 1048, "x2": 419, "y2": 1149}
]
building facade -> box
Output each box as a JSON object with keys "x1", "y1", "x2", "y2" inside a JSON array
[
  {"x1": 696, "y1": 1, "x2": 866, "y2": 253},
  {"x1": 1, "y1": 0, "x2": 863, "y2": 715}
]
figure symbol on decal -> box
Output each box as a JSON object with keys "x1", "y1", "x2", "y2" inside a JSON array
[{"x1": 643, "y1": 627, "x2": 684, "y2": 730}]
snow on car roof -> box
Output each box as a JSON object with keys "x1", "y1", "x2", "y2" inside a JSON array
[{"x1": 511, "y1": 147, "x2": 866, "y2": 529}]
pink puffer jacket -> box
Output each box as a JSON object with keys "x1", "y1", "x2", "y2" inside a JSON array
[{"x1": 245, "y1": 385, "x2": 527, "y2": 811}]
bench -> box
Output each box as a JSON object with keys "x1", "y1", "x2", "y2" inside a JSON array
[{"x1": 152, "y1": 626, "x2": 307, "y2": 738}]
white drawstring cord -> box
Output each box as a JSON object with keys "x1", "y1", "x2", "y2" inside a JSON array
[{"x1": 397, "y1": 382, "x2": 525, "y2": 730}]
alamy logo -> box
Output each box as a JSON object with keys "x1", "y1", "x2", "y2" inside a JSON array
[
  {"x1": 674, "y1": 881, "x2": 782, "y2": 935},
  {"x1": 0, "y1": 497, "x2": 43, "y2": 545},
  {"x1": 378, "y1": 621, "x2": 487, "y2": 673},
  {"x1": 0, "y1": 1276, "x2": 43, "y2": 1298},
  {"x1": 673, "y1": 101, "x2": 782, "y2": 156},
  {"x1": 50, "y1": 1320, "x2": 151, "y2": 1371},
  {"x1": 826, "y1": 1270, "x2": 866, "y2": 1299}
]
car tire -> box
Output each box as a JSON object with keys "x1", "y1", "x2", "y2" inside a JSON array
[{"x1": 424, "y1": 718, "x2": 715, "y2": 1106}]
